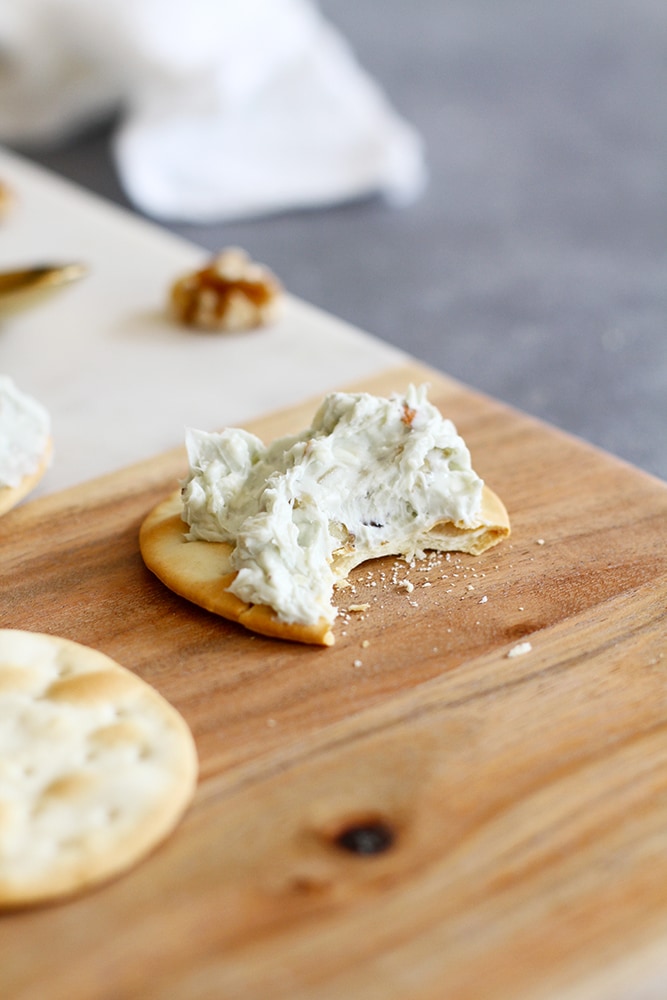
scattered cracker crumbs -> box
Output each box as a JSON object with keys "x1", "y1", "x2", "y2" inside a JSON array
[
  {"x1": 361, "y1": 639, "x2": 370, "y2": 649},
  {"x1": 507, "y1": 641, "x2": 532, "y2": 658},
  {"x1": 170, "y1": 247, "x2": 284, "y2": 331}
]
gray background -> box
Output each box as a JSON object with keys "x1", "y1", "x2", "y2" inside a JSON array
[{"x1": 10, "y1": 0, "x2": 667, "y2": 480}]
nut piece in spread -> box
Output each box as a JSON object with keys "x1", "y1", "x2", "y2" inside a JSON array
[{"x1": 169, "y1": 247, "x2": 284, "y2": 332}]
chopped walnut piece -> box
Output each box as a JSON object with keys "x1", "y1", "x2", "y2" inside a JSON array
[
  {"x1": 170, "y1": 247, "x2": 284, "y2": 332},
  {"x1": 401, "y1": 401, "x2": 417, "y2": 426}
]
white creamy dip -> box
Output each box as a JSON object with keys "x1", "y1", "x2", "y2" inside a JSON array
[
  {"x1": 0, "y1": 376, "x2": 51, "y2": 488},
  {"x1": 181, "y1": 385, "x2": 485, "y2": 626}
]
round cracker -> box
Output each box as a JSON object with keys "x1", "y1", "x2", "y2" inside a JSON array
[
  {"x1": 0, "y1": 629, "x2": 198, "y2": 908},
  {"x1": 0, "y1": 437, "x2": 52, "y2": 517},
  {"x1": 139, "y1": 484, "x2": 510, "y2": 647}
]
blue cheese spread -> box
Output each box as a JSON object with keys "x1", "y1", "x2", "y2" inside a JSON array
[
  {"x1": 0, "y1": 376, "x2": 51, "y2": 489},
  {"x1": 181, "y1": 385, "x2": 494, "y2": 627}
]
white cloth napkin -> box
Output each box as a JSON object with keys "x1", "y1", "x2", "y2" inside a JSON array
[{"x1": 0, "y1": 0, "x2": 426, "y2": 222}]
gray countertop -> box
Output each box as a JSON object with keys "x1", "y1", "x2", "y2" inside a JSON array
[{"x1": 9, "y1": 0, "x2": 666, "y2": 481}]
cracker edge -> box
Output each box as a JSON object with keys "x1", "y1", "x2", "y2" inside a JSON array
[
  {"x1": 0, "y1": 438, "x2": 52, "y2": 517},
  {"x1": 139, "y1": 491, "x2": 335, "y2": 647}
]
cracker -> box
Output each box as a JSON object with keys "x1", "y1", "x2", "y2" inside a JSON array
[
  {"x1": 0, "y1": 376, "x2": 52, "y2": 515},
  {"x1": 0, "y1": 438, "x2": 52, "y2": 517},
  {"x1": 140, "y1": 387, "x2": 511, "y2": 646},
  {"x1": 0, "y1": 629, "x2": 198, "y2": 907},
  {"x1": 139, "y1": 483, "x2": 509, "y2": 647}
]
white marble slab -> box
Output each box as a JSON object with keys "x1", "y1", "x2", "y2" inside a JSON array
[{"x1": 0, "y1": 147, "x2": 407, "y2": 497}]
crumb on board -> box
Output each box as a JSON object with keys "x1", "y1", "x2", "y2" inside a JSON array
[{"x1": 507, "y1": 641, "x2": 532, "y2": 658}]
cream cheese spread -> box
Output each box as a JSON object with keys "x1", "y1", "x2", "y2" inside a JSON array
[
  {"x1": 181, "y1": 385, "x2": 486, "y2": 627},
  {"x1": 0, "y1": 376, "x2": 51, "y2": 488}
]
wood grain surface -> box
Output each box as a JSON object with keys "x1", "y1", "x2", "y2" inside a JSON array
[{"x1": 1, "y1": 362, "x2": 667, "y2": 1000}]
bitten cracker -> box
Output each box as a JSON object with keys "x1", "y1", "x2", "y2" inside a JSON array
[
  {"x1": 0, "y1": 630, "x2": 198, "y2": 908},
  {"x1": 140, "y1": 386, "x2": 510, "y2": 646}
]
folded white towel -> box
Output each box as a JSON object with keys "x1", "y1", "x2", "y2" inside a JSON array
[{"x1": 0, "y1": 0, "x2": 425, "y2": 222}]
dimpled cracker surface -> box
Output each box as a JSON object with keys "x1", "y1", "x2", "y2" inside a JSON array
[{"x1": 0, "y1": 629, "x2": 198, "y2": 907}]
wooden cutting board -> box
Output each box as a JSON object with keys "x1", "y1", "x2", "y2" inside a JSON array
[{"x1": 1, "y1": 361, "x2": 667, "y2": 1000}]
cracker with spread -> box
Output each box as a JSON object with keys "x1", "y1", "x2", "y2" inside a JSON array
[
  {"x1": 140, "y1": 386, "x2": 510, "y2": 646},
  {"x1": 0, "y1": 376, "x2": 52, "y2": 516}
]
